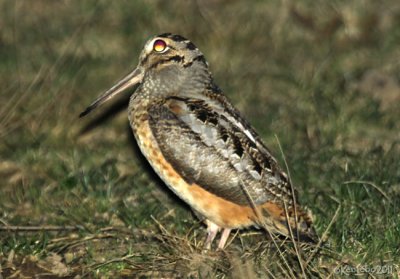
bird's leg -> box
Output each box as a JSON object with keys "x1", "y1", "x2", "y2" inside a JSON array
[
  {"x1": 204, "y1": 220, "x2": 220, "y2": 250},
  {"x1": 217, "y1": 228, "x2": 232, "y2": 250}
]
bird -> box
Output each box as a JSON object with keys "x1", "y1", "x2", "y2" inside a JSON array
[{"x1": 80, "y1": 33, "x2": 317, "y2": 250}]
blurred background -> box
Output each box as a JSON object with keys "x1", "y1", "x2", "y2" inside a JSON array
[{"x1": 0, "y1": 0, "x2": 399, "y2": 277}]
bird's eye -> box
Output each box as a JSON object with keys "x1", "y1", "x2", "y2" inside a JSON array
[{"x1": 153, "y1": 39, "x2": 168, "y2": 53}]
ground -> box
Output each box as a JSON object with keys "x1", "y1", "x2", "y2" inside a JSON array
[{"x1": 0, "y1": 0, "x2": 399, "y2": 278}]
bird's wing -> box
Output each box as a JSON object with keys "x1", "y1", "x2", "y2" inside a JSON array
[{"x1": 147, "y1": 95, "x2": 294, "y2": 207}]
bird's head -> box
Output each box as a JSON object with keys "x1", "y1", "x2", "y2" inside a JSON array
[{"x1": 79, "y1": 33, "x2": 210, "y2": 117}]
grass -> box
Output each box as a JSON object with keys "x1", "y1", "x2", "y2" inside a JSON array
[{"x1": 1, "y1": 0, "x2": 400, "y2": 277}]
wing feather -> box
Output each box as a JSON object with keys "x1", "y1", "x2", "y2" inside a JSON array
[{"x1": 147, "y1": 96, "x2": 294, "y2": 206}]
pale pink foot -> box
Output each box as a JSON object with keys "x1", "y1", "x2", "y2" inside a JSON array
[
  {"x1": 204, "y1": 220, "x2": 220, "y2": 250},
  {"x1": 217, "y1": 228, "x2": 232, "y2": 250}
]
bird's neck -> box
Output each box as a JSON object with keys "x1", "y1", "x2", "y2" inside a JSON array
[{"x1": 140, "y1": 63, "x2": 213, "y2": 99}]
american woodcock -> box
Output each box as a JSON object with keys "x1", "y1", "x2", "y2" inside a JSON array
[{"x1": 80, "y1": 33, "x2": 317, "y2": 249}]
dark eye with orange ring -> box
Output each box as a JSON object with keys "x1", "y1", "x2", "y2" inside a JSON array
[{"x1": 153, "y1": 39, "x2": 168, "y2": 53}]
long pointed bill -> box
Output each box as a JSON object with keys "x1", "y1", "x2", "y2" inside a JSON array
[{"x1": 79, "y1": 67, "x2": 144, "y2": 118}]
